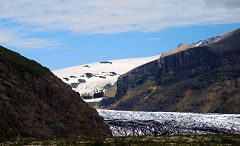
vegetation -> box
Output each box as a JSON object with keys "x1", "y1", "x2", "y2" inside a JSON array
[
  {"x1": 1, "y1": 135, "x2": 240, "y2": 146},
  {"x1": 0, "y1": 46, "x2": 52, "y2": 77},
  {"x1": 0, "y1": 45, "x2": 112, "y2": 137}
]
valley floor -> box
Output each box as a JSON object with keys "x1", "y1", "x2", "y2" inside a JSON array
[{"x1": 1, "y1": 135, "x2": 240, "y2": 145}]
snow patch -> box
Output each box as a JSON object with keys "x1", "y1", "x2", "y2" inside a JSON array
[
  {"x1": 83, "y1": 98, "x2": 103, "y2": 103},
  {"x1": 195, "y1": 41, "x2": 202, "y2": 47}
]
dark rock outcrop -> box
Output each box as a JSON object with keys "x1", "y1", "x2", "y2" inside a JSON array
[
  {"x1": 70, "y1": 82, "x2": 79, "y2": 88},
  {"x1": 99, "y1": 76, "x2": 106, "y2": 79},
  {"x1": 100, "y1": 28, "x2": 240, "y2": 113},
  {"x1": 63, "y1": 77, "x2": 69, "y2": 81},
  {"x1": 0, "y1": 46, "x2": 112, "y2": 138},
  {"x1": 93, "y1": 90, "x2": 104, "y2": 99},
  {"x1": 99, "y1": 61, "x2": 112, "y2": 64},
  {"x1": 78, "y1": 79, "x2": 86, "y2": 83},
  {"x1": 85, "y1": 73, "x2": 93, "y2": 78},
  {"x1": 83, "y1": 65, "x2": 90, "y2": 68},
  {"x1": 110, "y1": 72, "x2": 117, "y2": 76}
]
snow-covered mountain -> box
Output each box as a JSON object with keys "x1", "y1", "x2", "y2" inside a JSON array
[
  {"x1": 53, "y1": 55, "x2": 160, "y2": 100},
  {"x1": 161, "y1": 29, "x2": 236, "y2": 58},
  {"x1": 191, "y1": 29, "x2": 236, "y2": 47},
  {"x1": 98, "y1": 109, "x2": 240, "y2": 136}
]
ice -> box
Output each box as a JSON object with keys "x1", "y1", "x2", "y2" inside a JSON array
[{"x1": 97, "y1": 109, "x2": 240, "y2": 136}]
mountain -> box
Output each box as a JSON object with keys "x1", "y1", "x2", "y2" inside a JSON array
[
  {"x1": 53, "y1": 56, "x2": 159, "y2": 102},
  {"x1": 99, "y1": 28, "x2": 240, "y2": 113},
  {"x1": 0, "y1": 46, "x2": 112, "y2": 138}
]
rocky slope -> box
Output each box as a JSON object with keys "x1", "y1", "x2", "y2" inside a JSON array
[
  {"x1": 100, "y1": 28, "x2": 240, "y2": 113},
  {"x1": 0, "y1": 46, "x2": 112, "y2": 138}
]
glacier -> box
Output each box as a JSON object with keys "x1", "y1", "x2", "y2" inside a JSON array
[
  {"x1": 53, "y1": 55, "x2": 159, "y2": 97},
  {"x1": 97, "y1": 109, "x2": 240, "y2": 136}
]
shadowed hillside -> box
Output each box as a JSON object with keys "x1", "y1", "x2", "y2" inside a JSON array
[{"x1": 0, "y1": 46, "x2": 112, "y2": 138}]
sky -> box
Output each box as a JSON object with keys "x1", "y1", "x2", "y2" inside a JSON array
[{"x1": 0, "y1": 0, "x2": 240, "y2": 70}]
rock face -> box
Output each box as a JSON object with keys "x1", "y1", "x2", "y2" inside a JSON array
[
  {"x1": 100, "y1": 28, "x2": 240, "y2": 113},
  {"x1": 0, "y1": 46, "x2": 112, "y2": 138}
]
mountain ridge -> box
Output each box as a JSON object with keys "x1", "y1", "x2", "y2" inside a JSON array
[{"x1": 99, "y1": 28, "x2": 240, "y2": 113}]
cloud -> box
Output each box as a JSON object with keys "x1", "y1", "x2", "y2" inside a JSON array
[
  {"x1": 206, "y1": 0, "x2": 240, "y2": 9},
  {"x1": 0, "y1": 0, "x2": 239, "y2": 35},
  {"x1": 0, "y1": 0, "x2": 239, "y2": 50},
  {"x1": 0, "y1": 26, "x2": 59, "y2": 50}
]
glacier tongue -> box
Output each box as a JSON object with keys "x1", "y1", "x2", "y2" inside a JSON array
[{"x1": 97, "y1": 109, "x2": 240, "y2": 136}]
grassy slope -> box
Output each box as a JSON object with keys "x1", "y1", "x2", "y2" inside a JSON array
[
  {"x1": 0, "y1": 46, "x2": 112, "y2": 137},
  {"x1": 0, "y1": 46, "x2": 52, "y2": 77},
  {"x1": 1, "y1": 135, "x2": 240, "y2": 145}
]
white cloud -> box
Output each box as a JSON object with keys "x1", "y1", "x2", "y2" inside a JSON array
[
  {"x1": 0, "y1": 0, "x2": 239, "y2": 34},
  {"x1": 0, "y1": 26, "x2": 59, "y2": 50},
  {"x1": 0, "y1": 0, "x2": 239, "y2": 50}
]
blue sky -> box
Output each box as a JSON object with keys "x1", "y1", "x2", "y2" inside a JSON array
[{"x1": 0, "y1": 0, "x2": 240, "y2": 70}]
